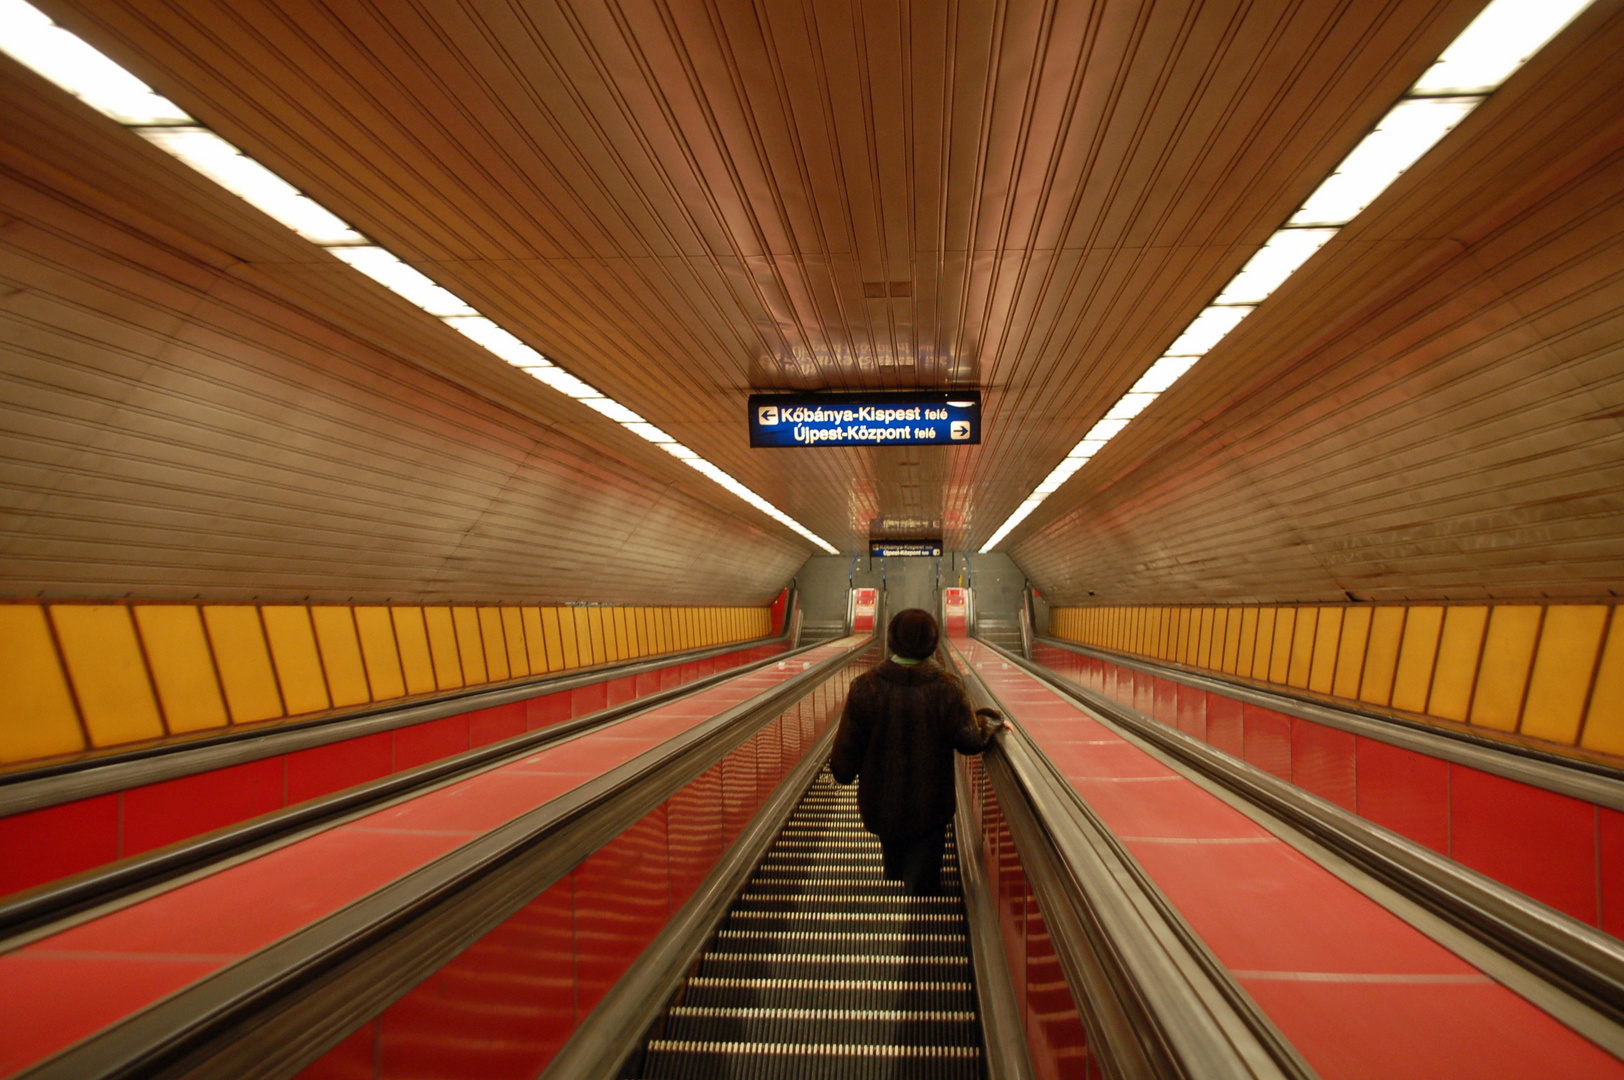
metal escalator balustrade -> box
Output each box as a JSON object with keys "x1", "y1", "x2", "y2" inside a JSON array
[{"x1": 638, "y1": 767, "x2": 983, "y2": 1078}]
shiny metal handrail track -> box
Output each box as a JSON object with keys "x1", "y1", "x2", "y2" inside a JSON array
[
  {"x1": 986, "y1": 634, "x2": 1624, "y2": 1038},
  {"x1": 9, "y1": 637, "x2": 874, "y2": 1080}
]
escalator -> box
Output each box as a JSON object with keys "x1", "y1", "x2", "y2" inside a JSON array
[{"x1": 635, "y1": 767, "x2": 983, "y2": 1079}]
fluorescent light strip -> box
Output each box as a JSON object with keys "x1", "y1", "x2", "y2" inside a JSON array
[
  {"x1": 980, "y1": 0, "x2": 1594, "y2": 553},
  {"x1": 0, "y1": 0, "x2": 837, "y2": 554}
]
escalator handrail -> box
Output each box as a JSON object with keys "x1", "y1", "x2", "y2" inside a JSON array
[
  {"x1": 17, "y1": 635, "x2": 880, "y2": 1080},
  {"x1": 987, "y1": 635, "x2": 1624, "y2": 1037},
  {"x1": 948, "y1": 641, "x2": 1310, "y2": 1080},
  {"x1": 0, "y1": 636, "x2": 832, "y2": 941}
]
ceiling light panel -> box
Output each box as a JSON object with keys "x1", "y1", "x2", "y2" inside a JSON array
[
  {"x1": 0, "y1": 0, "x2": 836, "y2": 554},
  {"x1": 1289, "y1": 97, "x2": 1477, "y2": 227},
  {"x1": 1214, "y1": 228, "x2": 1336, "y2": 305},
  {"x1": 0, "y1": 0, "x2": 189, "y2": 124},
  {"x1": 138, "y1": 127, "x2": 364, "y2": 245},
  {"x1": 981, "y1": 0, "x2": 1596, "y2": 553},
  {"x1": 1413, "y1": 0, "x2": 1594, "y2": 95}
]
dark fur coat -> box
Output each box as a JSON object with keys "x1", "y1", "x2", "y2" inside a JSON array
[{"x1": 830, "y1": 658, "x2": 995, "y2": 842}]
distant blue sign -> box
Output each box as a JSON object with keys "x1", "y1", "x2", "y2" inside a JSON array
[
  {"x1": 749, "y1": 391, "x2": 982, "y2": 448},
  {"x1": 870, "y1": 540, "x2": 943, "y2": 558}
]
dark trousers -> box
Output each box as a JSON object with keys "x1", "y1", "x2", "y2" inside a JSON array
[{"x1": 881, "y1": 826, "x2": 947, "y2": 896}]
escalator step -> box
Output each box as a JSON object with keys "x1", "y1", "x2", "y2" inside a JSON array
[
  {"x1": 682, "y1": 976, "x2": 973, "y2": 1010},
  {"x1": 634, "y1": 765, "x2": 984, "y2": 1078},
  {"x1": 662, "y1": 1005, "x2": 978, "y2": 1045},
  {"x1": 643, "y1": 1040, "x2": 980, "y2": 1079}
]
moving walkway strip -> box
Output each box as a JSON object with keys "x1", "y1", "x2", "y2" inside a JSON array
[
  {"x1": 0, "y1": 636, "x2": 872, "y2": 1080},
  {"x1": 951, "y1": 636, "x2": 1624, "y2": 1079},
  {"x1": 0, "y1": 636, "x2": 802, "y2": 931},
  {"x1": 1016, "y1": 635, "x2": 1624, "y2": 1024}
]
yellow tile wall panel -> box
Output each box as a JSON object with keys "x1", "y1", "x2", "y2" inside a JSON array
[
  {"x1": 657, "y1": 608, "x2": 671, "y2": 653},
  {"x1": 203, "y1": 606, "x2": 284, "y2": 722},
  {"x1": 1522, "y1": 605, "x2": 1609, "y2": 745},
  {"x1": 556, "y1": 608, "x2": 580, "y2": 669},
  {"x1": 1390, "y1": 606, "x2": 1444, "y2": 713},
  {"x1": 391, "y1": 607, "x2": 438, "y2": 695},
  {"x1": 521, "y1": 607, "x2": 549, "y2": 674},
  {"x1": 478, "y1": 608, "x2": 510, "y2": 681},
  {"x1": 1470, "y1": 606, "x2": 1540, "y2": 731},
  {"x1": 1148, "y1": 608, "x2": 1165, "y2": 658},
  {"x1": 630, "y1": 609, "x2": 646, "y2": 657},
  {"x1": 1333, "y1": 607, "x2": 1372, "y2": 699},
  {"x1": 262, "y1": 606, "x2": 332, "y2": 716},
  {"x1": 1194, "y1": 609, "x2": 1213, "y2": 667},
  {"x1": 566, "y1": 608, "x2": 587, "y2": 665},
  {"x1": 1206, "y1": 608, "x2": 1227, "y2": 670},
  {"x1": 1427, "y1": 606, "x2": 1487, "y2": 722},
  {"x1": 611, "y1": 608, "x2": 629, "y2": 662},
  {"x1": 1359, "y1": 607, "x2": 1406, "y2": 707},
  {"x1": 353, "y1": 607, "x2": 407, "y2": 701},
  {"x1": 1238, "y1": 608, "x2": 1260, "y2": 678},
  {"x1": 51, "y1": 605, "x2": 166, "y2": 747},
  {"x1": 311, "y1": 607, "x2": 371, "y2": 708},
  {"x1": 1307, "y1": 608, "x2": 1342, "y2": 694},
  {"x1": 1268, "y1": 608, "x2": 1296, "y2": 684},
  {"x1": 1287, "y1": 608, "x2": 1317, "y2": 689},
  {"x1": 1175, "y1": 609, "x2": 1192, "y2": 664},
  {"x1": 1132, "y1": 608, "x2": 1147, "y2": 654},
  {"x1": 1221, "y1": 609, "x2": 1244, "y2": 674},
  {"x1": 423, "y1": 607, "x2": 465, "y2": 690},
  {"x1": 1581, "y1": 615, "x2": 1624, "y2": 756},
  {"x1": 501, "y1": 608, "x2": 529, "y2": 677},
  {"x1": 587, "y1": 607, "x2": 607, "y2": 666},
  {"x1": 0, "y1": 604, "x2": 85, "y2": 761},
  {"x1": 453, "y1": 608, "x2": 488, "y2": 683},
  {"x1": 133, "y1": 605, "x2": 228, "y2": 734}
]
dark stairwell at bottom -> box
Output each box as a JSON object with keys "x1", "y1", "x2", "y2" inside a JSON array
[{"x1": 631, "y1": 766, "x2": 984, "y2": 1078}]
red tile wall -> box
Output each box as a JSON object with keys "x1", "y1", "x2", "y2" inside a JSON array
[
  {"x1": 1241, "y1": 705, "x2": 1292, "y2": 781},
  {"x1": 0, "y1": 794, "x2": 120, "y2": 895},
  {"x1": 1290, "y1": 720, "x2": 1356, "y2": 812},
  {"x1": 1355, "y1": 738, "x2": 1450, "y2": 855},
  {"x1": 121, "y1": 757, "x2": 284, "y2": 857},
  {"x1": 1448, "y1": 766, "x2": 1597, "y2": 924},
  {"x1": 1602, "y1": 809, "x2": 1624, "y2": 938},
  {"x1": 1050, "y1": 650, "x2": 1619, "y2": 936}
]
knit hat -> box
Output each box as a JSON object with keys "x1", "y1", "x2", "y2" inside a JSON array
[{"x1": 888, "y1": 608, "x2": 940, "y2": 661}]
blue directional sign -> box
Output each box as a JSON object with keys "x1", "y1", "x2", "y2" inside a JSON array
[
  {"x1": 870, "y1": 540, "x2": 944, "y2": 557},
  {"x1": 748, "y1": 391, "x2": 981, "y2": 448}
]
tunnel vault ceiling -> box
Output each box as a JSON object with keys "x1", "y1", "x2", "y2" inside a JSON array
[{"x1": 4, "y1": 0, "x2": 1620, "y2": 601}]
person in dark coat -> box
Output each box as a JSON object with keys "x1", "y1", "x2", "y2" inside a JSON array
[{"x1": 830, "y1": 607, "x2": 1003, "y2": 895}]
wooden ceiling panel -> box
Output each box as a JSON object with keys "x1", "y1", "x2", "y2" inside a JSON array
[
  {"x1": 29, "y1": 0, "x2": 1495, "y2": 553},
  {"x1": 1011, "y1": 1, "x2": 1624, "y2": 602},
  {"x1": 0, "y1": 61, "x2": 808, "y2": 603},
  {"x1": 14, "y1": 0, "x2": 1614, "y2": 603}
]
